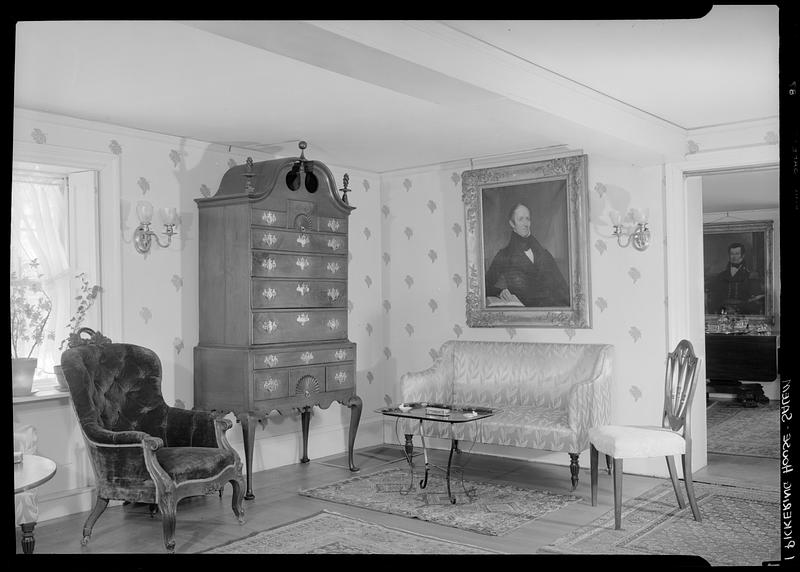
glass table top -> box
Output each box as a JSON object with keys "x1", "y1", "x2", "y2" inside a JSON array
[{"x1": 376, "y1": 403, "x2": 497, "y2": 423}]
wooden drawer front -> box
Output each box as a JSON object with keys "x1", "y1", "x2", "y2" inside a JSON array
[
  {"x1": 320, "y1": 216, "x2": 347, "y2": 234},
  {"x1": 253, "y1": 309, "x2": 347, "y2": 344},
  {"x1": 254, "y1": 346, "x2": 355, "y2": 370},
  {"x1": 252, "y1": 279, "x2": 347, "y2": 309},
  {"x1": 251, "y1": 208, "x2": 287, "y2": 228},
  {"x1": 326, "y1": 364, "x2": 355, "y2": 391},
  {"x1": 252, "y1": 252, "x2": 347, "y2": 279},
  {"x1": 289, "y1": 366, "x2": 326, "y2": 398},
  {"x1": 251, "y1": 229, "x2": 347, "y2": 254},
  {"x1": 253, "y1": 369, "x2": 290, "y2": 400}
]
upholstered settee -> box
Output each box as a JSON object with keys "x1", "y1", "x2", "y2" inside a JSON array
[{"x1": 398, "y1": 340, "x2": 614, "y2": 488}]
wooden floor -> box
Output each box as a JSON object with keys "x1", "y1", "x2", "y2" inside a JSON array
[{"x1": 16, "y1": 433, "x2": 779, "y2": 556}]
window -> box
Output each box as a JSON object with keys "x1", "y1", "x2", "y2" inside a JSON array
[{"x1": 11, "y1": 163, "x2": 100, "y2": 390}]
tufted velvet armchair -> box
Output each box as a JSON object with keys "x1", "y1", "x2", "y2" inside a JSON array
[{"x1": 60, "y1": 334, "x2": 245, "y2": 552}]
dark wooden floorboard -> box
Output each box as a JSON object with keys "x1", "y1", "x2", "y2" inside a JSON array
[{"x1": 17, "y1": 442, "x2": 778, "y2": 555}]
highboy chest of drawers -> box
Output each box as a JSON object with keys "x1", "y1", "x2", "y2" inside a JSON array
[{"x1": 193, "y1": 143, "x2": 361, "y2": 499}]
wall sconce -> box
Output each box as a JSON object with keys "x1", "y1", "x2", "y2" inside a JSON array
[
  {"x1": 610, "y1": 208, "x2": 651, "y2": 251},
  {"x1": 134, "y1": 201, "x2": 178, "y2": 254}
]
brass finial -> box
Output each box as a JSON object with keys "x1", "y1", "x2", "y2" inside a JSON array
[{"x1": 340, "y1": 173, "x2": 350, "y2": 204}]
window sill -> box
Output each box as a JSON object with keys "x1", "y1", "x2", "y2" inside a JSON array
[{"x1": 13, "y1": 388, "x2": 71, "y2": 405}]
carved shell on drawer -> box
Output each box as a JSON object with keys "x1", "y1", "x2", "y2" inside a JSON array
[{"x1": 295, "y1": 375, "x2": 320, "y2": 398}]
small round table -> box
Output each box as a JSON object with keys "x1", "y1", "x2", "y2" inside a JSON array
[{"x1": 14, "y1": 454, "x2": 57, "y2": 554}]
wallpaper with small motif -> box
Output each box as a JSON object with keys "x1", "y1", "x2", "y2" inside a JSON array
[{"x1": 378, "y1": 157, "x2": 670, "y2": 429}]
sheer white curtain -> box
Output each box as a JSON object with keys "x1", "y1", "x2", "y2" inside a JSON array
[{"x1": 10, "y1": 173, "x2": 71, "y2": 375}]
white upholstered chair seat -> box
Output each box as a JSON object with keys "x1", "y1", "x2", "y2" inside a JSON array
[{"x1": 588, "y1": 425, "x2": 686, "y2": 458}]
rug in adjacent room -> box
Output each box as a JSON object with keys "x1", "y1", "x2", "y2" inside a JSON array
[
  {"x1": 298, "y1": 466, "x2": 580, "y2": 536},
  {"x1": 538, "y1": 481, "x2": 780, "y2": 567},
  {"x1": 202, "y1": 510, "x2": 503, "y2": 554},
  {"x1": 706, "y1": 400, "x2": 779, "y2": 458}
]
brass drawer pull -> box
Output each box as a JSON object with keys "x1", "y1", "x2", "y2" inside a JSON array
[
  {"x1": 262, "y1": 287, "x2": 277, "y2": 300},
  {"x1": 297, "y1": 234, "x2": 310, "y2": 247},
  {"x1": 297, "y1": 313, "x2": 310, "y2": 326},
  {"x1": 296, "y1": 257, "x2": 310, "y2": 270},
  {"x1": 334, "y1": 371, "x2": 348, "y2": 385},
  {"x1": 261, "y1": 232, "x2": 278, "y2": 247},
  {"x1": 327, "y1": 219, "x2": 340, "y2": 232},
  {"x1": 296, "y1": 283, "x2": 310, "y2": 296},
  {"x1": 300, "y1": 351, "x2": 314, "y2": 364},
  {"x1": 263, "y1": 355, "x2": 279, "y2": 367},
  {"x1": 326, "y1": 262, "x2": 340, "y2": 274},
  {"x1": 327, "y1": 287, "x2": 340, "y2": 302},
  {"x1": 263, "y1": 378, "x2": 280, "y2": 393},
  {"x1": 335, "y1": 349, "x2": 348, "y2": 361},
  {"x1": 262, "y1": 211, "x2": 277, "y2": 225},
  {"x1": 327, "y1": 238, "x2": 343, "y2": 251},
  {"x1": 262, "y1": 257, "x2": 277, "y2": 271},
  {"x1": 261, "y1": 320, "x2": 278, "y2": 333},
  {"x1": 327, "y1": 318, "x2": 340, "y2": 331}
]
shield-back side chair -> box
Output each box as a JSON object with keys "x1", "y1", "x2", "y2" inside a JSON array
[
  {"x1": 60, "y1": 329, "x2": 245, "y2": 552},
  {"x1": 588, "y1": 339, "x2": 702, "y2": 529}
]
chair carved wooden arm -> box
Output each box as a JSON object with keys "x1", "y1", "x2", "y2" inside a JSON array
[{"x1": 61, "y1": 332, "x2": 245, "y2": 552}]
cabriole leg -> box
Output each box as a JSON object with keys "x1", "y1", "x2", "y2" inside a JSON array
[
  {"x1": 81, "y1": 495, "x2": 109, "y2": 546},
  {"x1": 237, "y1": 412, "x2": 258, "y2": 500},
  {"x1": 568, "y1": 452, "x2": 580, "y2": 490},
  {"x1": 345, "y1": 395, "x2": 362, "y2": 472}
]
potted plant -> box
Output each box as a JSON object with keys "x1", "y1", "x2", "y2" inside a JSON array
[
  {"x1": 11, "y1": 259, "x2": 53, "y2": 396},
  {"x1": 54, "y1": 273, "x2": 102, "y2": 390}
]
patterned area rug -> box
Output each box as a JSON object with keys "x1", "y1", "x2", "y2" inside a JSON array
[
  {"x1": 539, "y1": 481, "x2": 780, "y2": 567},
  {"x1": 203, "y1": 510, "x2": 502, "y2": 554},
  {"x1": 299, "y1": 466, "x2": 580, "y2": 536},
  {"x1": 707, "y1": 401, "x2": 779, "y2": 458}
]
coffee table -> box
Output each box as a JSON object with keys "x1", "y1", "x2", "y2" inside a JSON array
[
  {"x1": 378, "y1": 403, "x2": 496, "y2": 504},
  {"x1": 14, "y1": 454, "x2": 57, "y2": 554}
]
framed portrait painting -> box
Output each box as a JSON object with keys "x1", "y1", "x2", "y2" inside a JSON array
[
  {"x1": 703, "y1": 219, "x2": 774, "y2": 325},
  {"x1": 461, "y1": 155, "x2": 591, "y2": 328}
]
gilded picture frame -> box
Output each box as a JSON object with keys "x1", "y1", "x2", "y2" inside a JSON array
[
  {"x1": 703, "y1": 219, "x2": 774, "y2": 327},
  {"x1": 462, "y1": 155, "x2": 591, "y2": 328}
]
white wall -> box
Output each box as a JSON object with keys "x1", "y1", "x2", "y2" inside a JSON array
[
  {"x1": 378, "y1": 151, "x2": 673, "y2": 478},
  {"x1": 12, "y1": 109, "x2": 386, "y2": 521}
]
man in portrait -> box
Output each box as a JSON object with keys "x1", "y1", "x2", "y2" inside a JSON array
[
  {"x1": 485, "y1": 202, "x2": 570, "y2": 307},
  {"x1": 707, "y1": 242, "x2": 763, "y2": 314}
]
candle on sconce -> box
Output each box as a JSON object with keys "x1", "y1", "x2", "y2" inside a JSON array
[
  {"x1": 136, "y1": 201, "x2": 154, "y2": 225},
  {"x1": 609, "y1": 211, "x2": 621, "y2": 226},
  {"x1": 159, "y1": 207, "x2": 179, "y2": 226}
]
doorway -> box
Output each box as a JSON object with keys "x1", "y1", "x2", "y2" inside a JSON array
[{"x1": 692, "y1": 166, "x2": 780, "y2": 488}]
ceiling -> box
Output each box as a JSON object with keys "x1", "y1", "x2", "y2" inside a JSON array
[
  {"x1": 701, "y1": 168, "x2": 780, "y2": 213},
  {"x1": 14, "y1": 8, "x2": 779, "y2": 182}
]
